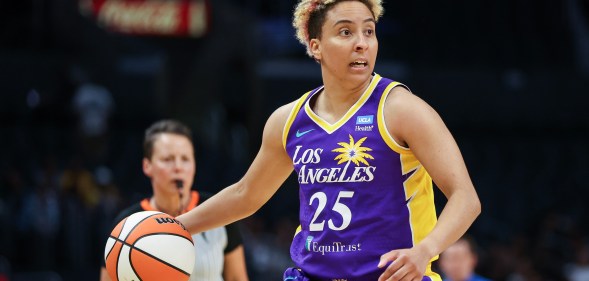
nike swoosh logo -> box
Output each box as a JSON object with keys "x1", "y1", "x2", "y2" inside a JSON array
[{"x1": 295, "y1": 129, "x2": 314, "y2": 138}]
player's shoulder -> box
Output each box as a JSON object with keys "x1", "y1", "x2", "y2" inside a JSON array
[
  {"x1": 383, "y1": 81, "x2": 442, "y2": 142},
  {"x1": 385, "y1": 83, "x2": 434, "y2": 116},
  {"x1": 386, "y1": 82, "x2": 416, "y2": 103}
]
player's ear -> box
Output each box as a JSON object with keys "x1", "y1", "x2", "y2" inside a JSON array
[
  {"x1": 142, "y1": 158, "x2": 152, "y2": 177},
  {"x1": 309, "y1": 39, "x2": 321, "y2": 61}
]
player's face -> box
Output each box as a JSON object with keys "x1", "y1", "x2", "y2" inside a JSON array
[
  {"x1": 439, "y1": 241, "x2": 477, "y2": 280},
  {"x1": 143, "y1": 133, "x2": 195, "y2": 197},
  {"x1": 310, "y1": 1, "x2": 377, "y2": 84}
]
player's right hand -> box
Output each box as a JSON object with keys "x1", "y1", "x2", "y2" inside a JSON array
[{"x1": 377, "y1": 246, "x2": 430, "y2": 281}]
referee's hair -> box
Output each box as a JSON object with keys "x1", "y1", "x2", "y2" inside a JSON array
[{"x1": 143, "y1": 119, "x2": 193, "y2": 159}]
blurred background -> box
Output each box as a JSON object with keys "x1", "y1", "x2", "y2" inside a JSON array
[{"x1": 1, "y1": 0, "x2": 588, "y2": 280}]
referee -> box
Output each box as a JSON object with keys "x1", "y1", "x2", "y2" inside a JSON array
[{"x1": 100, "y1": 120, "x2": 249, "y2": 281}]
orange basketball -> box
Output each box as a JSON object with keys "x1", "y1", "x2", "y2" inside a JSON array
[{"x1": 104, "y1": 211, "x2": 195, "y2": 281}]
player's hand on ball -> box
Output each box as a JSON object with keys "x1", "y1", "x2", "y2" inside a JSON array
[{"x1": 377, "y1": 246, "x2": 430, "y2": 281}]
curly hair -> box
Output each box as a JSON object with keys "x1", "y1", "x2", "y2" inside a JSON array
[{"x1": 293, "y1": 0, "x2": 384, "y2": 57}]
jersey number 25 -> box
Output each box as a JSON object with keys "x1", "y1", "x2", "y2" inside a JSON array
[{"x1": 309, "y1": 191, "x2": 354, "y2": 231}]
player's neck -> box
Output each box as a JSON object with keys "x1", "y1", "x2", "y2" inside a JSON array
[
  {"x1": 314, "y1": 76, "x2": 372, "y2": 122},
  {"x1": 321, "y1": 74, "x2": 371, "y2": 102}
]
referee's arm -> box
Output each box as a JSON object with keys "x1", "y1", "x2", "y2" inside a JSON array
[
  {"x1": 223, "y1": 245, "x2": 249, "y2": 281},
  {"x1": 223, "y1": 220, "x2": 249, "y2": 281},
  {"x1": 99, "y1": 267, "x2": 111, "y2": 281}
]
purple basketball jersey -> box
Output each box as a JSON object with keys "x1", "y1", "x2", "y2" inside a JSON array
[{"x1": 283, "y1": 74, "x2": 440, "y2": 281}]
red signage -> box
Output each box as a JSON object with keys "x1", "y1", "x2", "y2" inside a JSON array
[{"x1": 79, "y1": 0, "x2": 210, "y2": 37}]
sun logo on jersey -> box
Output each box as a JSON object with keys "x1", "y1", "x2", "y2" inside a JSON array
[{"x1": 332, "y1": 135, "x2": 374, "y2": 166}]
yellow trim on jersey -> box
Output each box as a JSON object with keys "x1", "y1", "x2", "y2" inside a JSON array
[
  {"x1": 304, "y1": 74, "x2": 382, "y2": 134},
  {"x1": 377, "y1": 81, "x2": 411, "y2": 154},
  {"x1": 425, "y1": 264, "x2": 442, "y2": 281},
  {"x1": 283, "y1": 91, "x2": 312, "y2": 149},
  {"x1": 294, "y1": 225, "x2": 302, "y2": 237},
  {"x1": 401, "y1": 152, "x2": 437, "y2": 245},
  {"x1": 377, "y1": 80, "x2": 439, "y2": 264},
  {"x1": 401, "y1": 153, "x2": 439, "y2": 274}
]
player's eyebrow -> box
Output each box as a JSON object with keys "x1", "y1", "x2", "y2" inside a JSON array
[{"x1": 333, "y1": 18, "x2": 375, "y2": 27}]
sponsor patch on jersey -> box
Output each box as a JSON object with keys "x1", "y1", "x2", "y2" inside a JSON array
[
  {"x1": 304, "y1": 236, "x2": 362, "y2": 255},
  {"x1": 356, "y1": 115, "x2": 374, "y2": 125},
  {"x1": 355, "y1": 125, "x2": 373, "y2": 132}
]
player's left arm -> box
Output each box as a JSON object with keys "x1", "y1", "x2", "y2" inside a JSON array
[
  {"x1": 223, "y1": 245, "x2": 249, "y2": 281},
  {"x1": 378, "y1": 86, "x2": 481, "y2": 281}
]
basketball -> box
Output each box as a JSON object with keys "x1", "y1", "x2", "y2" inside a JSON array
[{"x1": 104, "y1": 211, "x2": 195, "y2": 281}]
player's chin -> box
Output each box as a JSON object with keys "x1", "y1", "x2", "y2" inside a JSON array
[{"x1": 347, "y1": 68, "x2": 373, "y2": 83}]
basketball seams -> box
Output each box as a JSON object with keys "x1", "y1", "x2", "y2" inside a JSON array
[
  {"x1": 106, "y1": 211, "x2": 195, "y2": 280},
  {"x1": 105, "y1": 238, "x2": 116, "y2": 261},
  {"x1": 128, "y1": 245, "x2": 144, "y2": 281},
  {"x1": 109, "y1": 230, "x2": 193, "y2": 277},
  {"x1": 124, "y1": 213, "x2": 190, "y2": 245},
  {"x1": 111, "y1": 214, "x2": 129, "y2": 281},
  {"x1": 116, "y1": 216, "x2": 130, "y2": 281},
  {"x1": 113, "y1": 212, "x2": 161, "y2": 281},
  {"x1": 132, "y1": 233, "x2": 194, "y2": 276},
  {"x1": 109, "y1": 232, "x2": 193, "y2": 248},
  {"x1": 108, "y1": 241, "x2": 122, "y2": 281},
  {"x1": 121, "y1": 212, "x2": 162, "y2": 241},
  {"x1": 131, "y1": 235, "x2": 193, "y2": 276},
  {"x1": 113, "y1": 216, "x2": 129, "y2": 281},
  {"x1": 105, "y1": 216, "x2": 128, "y2": 281},
  {"x1": 111, "y1": 236, "x2": 185, "y2": 280},
  {"x1": 134, "y1": 232, "x2": 194, "y2": 246},
  {"x1": 115, "y1": 239, "x2": 128, "y2": 281}
]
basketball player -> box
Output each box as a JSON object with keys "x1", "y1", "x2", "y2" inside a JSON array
[
  {"x1": 177, "y1": 0, "x2": 481, "y2": 280},
  {"x1": 100, "y1": 120, "x2": 249, "y2": 281}
]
